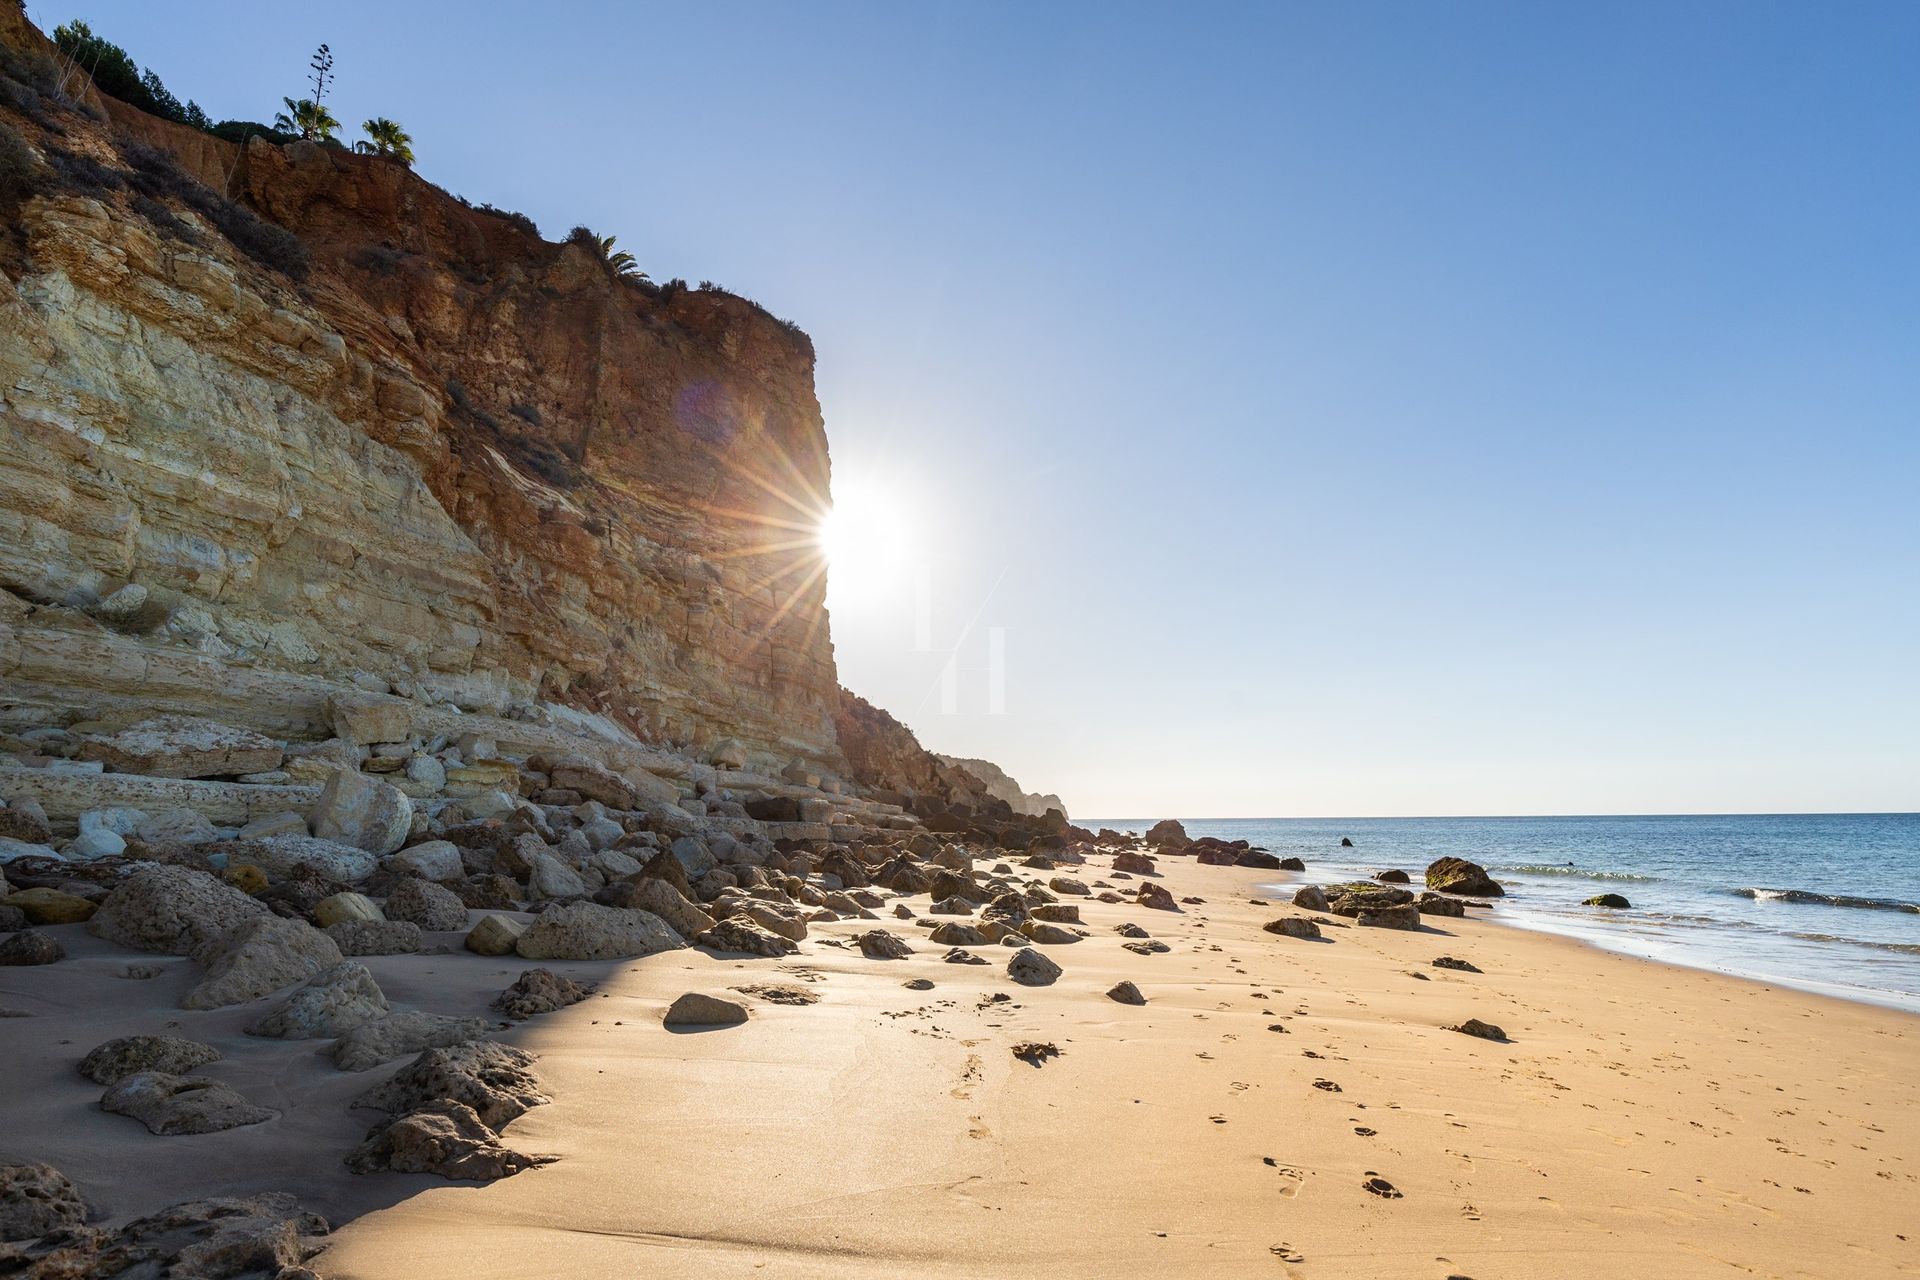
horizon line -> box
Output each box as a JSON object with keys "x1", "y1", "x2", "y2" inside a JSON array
[{"x1": 1075, "y1": 810, "x2": 1920, "y2": 823}]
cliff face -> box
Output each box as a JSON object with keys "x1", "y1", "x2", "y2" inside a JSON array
[
  {"x1": 934, "y1": 755, "x2": 1067, "y2": 820},
  {"x1": 0, "y1": 18, "x2": 843, "y2": 773}
]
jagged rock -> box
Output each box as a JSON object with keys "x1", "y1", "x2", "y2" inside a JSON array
[
  {"x1": 310, "y1": 769, "x2": 412, "y2": 856},
  {"x1": 313, "y1": 891, "x2": 383, "y2": 927},
  {"x1": 663, "y1": 992, "x2": 749, "y2": 1027},
  {"x1": 1047, "y1": 876, "x2": 1089, "y2": 896},
  {"x1": 386, "y1": 839, "x2": 464, "y2": 881},
  {"x1": 78, "y1": 1034, "x2": 221, "y2": 1084},
  {"x1": 0, "y1": 930, "x2": 63, "y2": 965},
  {"x1": 929, "y1": 921, "x2": 988, "y2": 946},
  {"x1": 544, "y1": 756, "x2": 636, "y2": 809},
  {"x1": 1114, "y1": 922, "x2": 1151, "y2": 938},
  {"x1": 1292, "y1": 885, "x2": 1330, "y2": 911},
  {"x1": 944, "y1": 947, "x2": 988, "y2": 965},
  {"x1": 100, "y1": 1071, "x2": 274, "y2": 1135},
  {"x1": 0, "y1": 905, "x2": 25, "y2": 931},
  {"x1": 495, "y1": 968, "x2": 591, "y2": 1019},
  {"x1": 1029, "y1": 902, "x2": 1081, "y2": 924},
  {"x1": 1278, "y1": 856, "x2": 1306, "y2": 871},
  {"x1": 1020, "y1": 921, "x2": 1079, "y2": 945},
  {"x1": 1426, "y1": 856, "x2": 1504, "y2": 897},
  {"x1": 1112, "y1": 850, "x2": 1156, "y2": 875},
  {"x1": 1448, "y1": 1018, "x2": 1508, "y2": 1041},
  {"x1": 0, "y1": 1192, "x2": 327, "y2": 1276},
  {"x1": 1122, "y1": 939, "x2": 1171, "y2": 955},
  {"x1": 327, "y1": 693, "x2": 415, "y2": 746},
  {"x1": 1356, "y1": 904, "x2": 1422, "y2": 931},
  {"x1": 1433, "y1": 955, "x2": 1482, "y2": 973},
  {"x1": 523, "y1": 846, "x2": 588, "y2": 900},
  {"x1": 347, "y1": 1101, "x2": 540, "y2": 1180},
  {"x1": 465, "y1": 914, "x2": 527, "y2": 956},
  {"x1": 1326, "y1": 885, "x2": 1415, "y2": 917},
  {"x1": 1138, "y1": 882, "x2": 1179, "y2": 911},
  {"x1": 855, "y1": 929, "x2": 913, "y2": 960},
  {"x1": 88, "y1": 866, "x2": 268, "y2": 956},
  {"x1": 597, "y1": 876, "x2": 715, "y2": 939},
  {"x1": 1416, "y1": 892, "x2": 1466, "y2": 917},
  {"x1": 5, "y1": 887, "x2": 96, "y2": 924},
  {"x1": 0, "y1": 807, "x2": 53, "y2": 845},
  {"x1": 1145, "y1": 819, "x2": 1189, "y2": 848},
  {"x1": 184, "y1": 916, "x2": 343, "y2": 1010},
  {"x1": 332, "y1": 1010, "x2": 491, "y2": 1072},
  {"x1": 929, "y1": 895, "x2": 974, "y2": 915},
  {"x1": 1584, "y1": 893, "x2": 1631, "y2": 909},
  {"x1": 695, "y1": 915, "x2": 797, "y2": 956},
  {"x1": 1263, "y1": 917, "x2": 1322, "y2": 940},
  {"x1": 515, "y1": 902, "x2": 684, "y2": 961},
  {"x1": 353, "y1": 1042, "x2": 546, "y2": 1130},
  {"x1": 981, "y1": 891, "x2": 1030, "y2": 926},
  {"x1": 77, "y1": 716, "x2": 284, "y2": 779},
  {"x1": 220, "y1": 834, "x2": 379, "y2": 885},
  {"x1": 327, "y1": 919, "x2": 424, "y2": 956},
  {"x1": 383, "y1": 877, "x2": 469, "y2": 931},
  {"x1": 0, "y1": 1160, "x2": 88, "y2": 1242},
  {"x1": 246, "y1": 963, "x2": 388, "y2": 1039},
  {"x1": 670, "y1": 835, "x2": 716, "y2": 880},
  {"x1": 1007, "y1": 946, "x2": 1062, "y2": 986},
  {"x1": 1106, "y1": 980, "x2": 1146, "y2": 1005},
  {"x1": 136, "y1": 808, "x2": 222, "y2": 845}
]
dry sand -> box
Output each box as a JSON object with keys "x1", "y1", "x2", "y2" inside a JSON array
[{"x1": 6, "y1": 854, "x2": 1917, "y2": 1278}]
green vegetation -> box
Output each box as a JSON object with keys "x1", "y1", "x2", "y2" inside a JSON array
[
  {"x1": 355, "y1": 117, "x2": 412, "y2": 163},
  {"x1": 51, "y1": 20, "x2": 207, "y2": 129},
  {"x1": 567, "y1": 225, "x2": 648, "y2": 282},
  {"x1": 0, "y1": 120, "x2": 40, "y2": 203},
  {"x1": 273, "y1": 96, "x2": 338, "y2": 142}
]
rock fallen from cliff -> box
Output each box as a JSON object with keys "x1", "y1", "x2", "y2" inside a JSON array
[
  {"x1": 327, "y1": 693, "x2": 415, "y2": 747},
  {"x1": 353, "y1": 1042, "x2": 548, "y2": 1131},
  {"x1": 1112, "y1": 850, "x2": 1156, "y2": 875},
  {"x1": 1137, "y1": 883, "x2": 1179, "y2": 911},
  {"x1": 596, "y1": 876, "x2": 714, "y2": 940},
  {"x1": 1415, "y1": 892, "x2": 1466, "y2": 917},
  {"x1": 855, "y1": 929, "x2": 913, "y2": 960},
  {"x1": 332, "y1": 1010, "x2": 491, "y2": 1072},
  {"x1": 1356, "y1": 904, "x2": 1422, "y2": 931},
  {"x1": 663, "y1": 992, "x2": 750, "y2": 1028},
  {"x1": 310, "y1": 769, "x2": 412, "y2": 857},
  {"x1": 1007, "y1": 946, "x2": 1062, "y2": 986},
  {"x1": 88, "y1": 866, "x2": 268, "y2": 956},
  {"x1": 496, "y1": 968, "x2": 591, "y2": 1020},
  {"x1": 944, "y1": 948, "x2": 987, "y2": 965},
  {"x1": 1326, "y1": 885, "x2": 1415, "y2": 918},
  {"x1": 1433, "y1": 955, "x2": 1482, "y2": 973},
  {"x1": 219, "y1": 834, "x2": 379, "y2": 886},
  {"x1": 0, "y1": 930, "x2": 63, "y2": 965},
  {"x1": 1106, "y1": 980, "x2": 1146, "y2": 1005},
  {"x1": 184, "y1": 915, "x2": 343, "y2": 1010},
  {"x1": 465, "y1": 913, "x2": 527, "y2": 955},
  {"x1": 328, "y1": 918, "x2": 424, "y2": 956},
  {"x1": 1291, "y1": 885, "x2": 1330, "y2": 912},
  {"x1": 1145, "y1": 819, "x2": 1190, "y2": 849},
  {"x1": 100, "y1": 1071, "x2": 275, "y2": 1135},
  {"x1": 76, "y1": 715, "x2": 285, "y2": 780},
  {"x1": 383, "y1": 877, "x2": 469, "y2": 931},
  {"x1": 1448, "y1": 1018, "x2": 1509, "y2": 1041},
  {"x1": 245, "y1": 962, "x2": 389, "y2": 1040},
  {"x1": 0, "y1": 1190, "x2": 327, "y2": 1276},
  {"x1": 1374, "y1": 868, "x2": 1410, "y2": 884},
  {"x1": 77, "y1": 1034, "x2": 221, "y2": 1084},
  {"x1": 1426, "y1": 856, "x2": 1504, "y2": 897},
  {"x1": 0, "y1": 1160, "x2": 88, "y2": 1242},
  {"x1": 1263, "y1": 917, "x2": 1322, "y2": 940},
  {"x1": 514, "y1": 902, "x2": 684, "y2": 961},
  {"x1": 6, "y1": 887, "x2": 97, "y2": 925},
  {"x1": 347, "y1": 1101, "x2": 542, "y2": 1181}
]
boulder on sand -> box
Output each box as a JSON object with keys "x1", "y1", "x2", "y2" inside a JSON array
[
  {"x1": 663, "y1": 992, "x2": 749, "y2": 1027},
  {"x1": 1425, "y1": 856, "x2": 1504, "y2": 898},
  {"x1": 346, "y1": 1101, "x2": 540, "y2": 1180},
  {"x1": 1263, "y1": 917, "x2": 1322, "y2": 940},
  {"x1": 0, "y1": 930, "x2": 64, "y2": 966},
  {"x1": 183, "y1": 916, "x2": 343, "y2": 1010},
  {"x1": 514, "y1": 902, "x2": 684, "y2": 961},
  {"x1": 88, "y1": 866, "x2": 267, "y2": 956},
  {"x1": 77, "y1": 1035, "x2": 221, "y2": 1085},
  {"x1": 353, "y1": 1042, "x2": 546, "y2": 1130},
  {"x1": 1144, "y1": 819, "x2": 1190, "y2": 849},
  {"x1": 1007, "y1": 946, "x2": 1062, "y2": 986},
  {"x1": 100, "y1": 1071, "x2": 274, "y2": 1135},
  {"x1": 245, "y1": 963, "x2": 388, "y2": 1040},
  {"x1": 1291, "y1": 885, "x2": 1330, "y2": 912},
  {"x1": 0, "y1": 1160, "x2": 88, "y2": 1242},
  {"x1": 332, "y1": 1010, "x2": 490, "y2": 1072}
]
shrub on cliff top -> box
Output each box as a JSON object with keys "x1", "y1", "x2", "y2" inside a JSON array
[{"x1": 52, "y1": 19, "x2": 207, "y2": 130}]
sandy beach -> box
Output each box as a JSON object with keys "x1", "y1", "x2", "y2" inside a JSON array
[{"x1": 10, "y1": 850, "x2": 1913, "y2": 1280}]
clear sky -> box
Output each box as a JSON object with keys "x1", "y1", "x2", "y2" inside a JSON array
[{"x1": 40, "y1": 1, "x2": 1919, "y2": 818}]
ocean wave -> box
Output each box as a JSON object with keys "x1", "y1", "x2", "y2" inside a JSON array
[
  {"x1": 1504, "y1": 864, "x2": 1657, "y2": 882},
  {"x1": 1785, "y1": 932, "x2": 1920, "y2": 956},
  {"x1": 1732, "y1": 887, "x2": 1920, "y2": 914}
]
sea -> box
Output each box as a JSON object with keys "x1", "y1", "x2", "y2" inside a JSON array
[{"x1": 1081, "y1": 814, "x2": 1920, "y2": 1014}]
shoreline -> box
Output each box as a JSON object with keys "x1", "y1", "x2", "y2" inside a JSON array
[{"x1": 13, "y1": 845, "x2": 1911, "y2": 1278}]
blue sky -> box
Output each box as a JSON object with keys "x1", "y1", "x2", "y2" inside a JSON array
[{"x1": 41, "y1": 1, "x2": 1919, "y2": 817}]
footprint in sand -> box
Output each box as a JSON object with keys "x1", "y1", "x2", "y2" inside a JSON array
[
  {"x1": 1361, "y1": 1174, "x2": 1402, "y2": 1199},
  {"x1": 1261, "y1": 1158, "x2": 1306, "y2": 1197},
  {"x1": 1270, "y1": 1243, "x2": 1306, "y2": 1262}
]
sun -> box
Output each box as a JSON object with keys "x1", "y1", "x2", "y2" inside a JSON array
[{"x1": 815, "y1": 472, "x2": 915, "y2": 600}]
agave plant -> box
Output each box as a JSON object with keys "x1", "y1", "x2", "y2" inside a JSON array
[
  {"x1": 272, "y1": 96, "x2": 338, "y2": 142},
  {"x1": 354, "y1": 117, "x2": 413, "y2": 164}
]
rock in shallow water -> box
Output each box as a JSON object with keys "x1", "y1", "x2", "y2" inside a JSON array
[{"x1": 1426, "y1": 855, "x2": 1504, "y2": 897}]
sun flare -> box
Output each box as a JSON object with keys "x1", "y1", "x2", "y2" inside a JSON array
[{"x1": 814, "y1": 474, "x2": 915, "y2": 599}]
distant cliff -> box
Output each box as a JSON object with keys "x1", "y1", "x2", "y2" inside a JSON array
[{"x1": 936, "y1": 755, "x2": 1067, "y2": 820}]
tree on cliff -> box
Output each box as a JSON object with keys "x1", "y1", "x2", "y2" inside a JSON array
[
  {"x1": 567, "y1": 226, "x2": 648, "y2": 282},
  {"x1": 355, "y1": 117, "x2": 413, "y2": 164},
  {"x1": 273, "y1": 96, "x2": 338, "y2": 141}
]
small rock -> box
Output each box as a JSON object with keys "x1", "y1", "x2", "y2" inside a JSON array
[
  {"x1": 353, "y1": 1042, "x2": 546, "y2": 1130},
  {"x1": 495, "y1": 968, "x2": 591, "y2": 1020},
  {"x1": 1106, "y1": 980, "x2": 1146, "y2": 1005},
  {"x1": 1361, "y1": 1174, "x2": 1401, "y2": 1198},
  {"x1": 1007, "y1": 946, "x2": 1062, "y2": 986},
  {"x1": 327, "y1": 919, "x2": 423, "y2": 956},
  {"x1": 1011, "y1": 1041, "x2": 1060, "y2": 1065},
  {"x1": 384, "y1": 840, "x2": 464, "y2": 881},
  {"x1": 1432, "y1": 956, "x2": 1481, "y2": 973},
  {"x1": 383, "y1": 878, "x2": 468, "y2": 931},
  {"x1": 313, "y1": 891, "x2": 383, "y2": 927},
  {"x1": 0, "y1": 930, "x2": 64, "y2": 966},
  {"x1": 1426, "y1": 856, "x2": 1504, "y2": 897},
  {"x1": 245, "y1": 963, "x2": 389, "y2": 1039},
  {"x1": 464, "y1": 913, "x2": 526, "y2": 956},
  {"x1": 663, "y1": 992, "x2": 749, "y2": 1027},
  {"x1": 695, "y1": 916, "x2": 797, "y2": 956},
  {"x1": 4, "y1": 887, "x2": 95, "y2": 925},
  {"x1": 346, "y1": 1101, "x2": 539, "y2": 1180},
  {"x1": 332, "y1": 1010, "x2": 491, "y2": 1072},
  {"x1": 0, "y1": 1160, "x2": 88, "y2": 1242},
  {"x1": 1447, "y1": 1018, "x2": 1508, "y2": 1041},
  {"x1": 903, "y1": 978, "x2": 934, "y2": 991},
  {"x1": 1263, "y1": 917, "x2": 1322, "y2": 940},
  {"x1": 1583, "y1": 893, "x2": 1631, "y2": 909},
  {"x1": 1374, "y1": 869, "x2": 1410, "y2": 884},
  {"x1": 100, "y1": 1071, "x2": 274, "y2": 1135},
  {"x1": 944, "y1": 947, "x2": 987, "y2": 965},
  {"x1": 1137, "y1": 883, "x2": 1178, "y2": 911},
  {"x1": 1355, "y1": 904, "x2": 1422, "y2": 931},
  {"x1": 854, "y1": 929, "x2": 913, "y2": 960}
]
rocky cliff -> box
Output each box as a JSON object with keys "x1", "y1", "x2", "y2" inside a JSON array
[
  {"x1": 934, "y1": 755, "x2": 1067, "y2": 820},
  {"x1": 0, "y1": 10, "x2": 846, "y2": 776}
]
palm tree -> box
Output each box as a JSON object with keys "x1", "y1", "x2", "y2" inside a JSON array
[
  {"x1": 273, "y1": 96, "x2": 339, "y2": 142},
  {"x1": 567, "y1": 226, "x2": 648, "y2": 281},
  {"x1": 354, "y1": 117, "x2": 414, "y2": 164}
]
